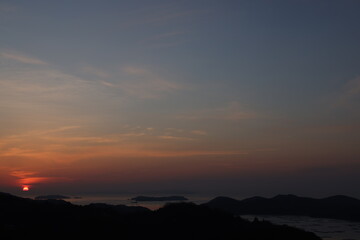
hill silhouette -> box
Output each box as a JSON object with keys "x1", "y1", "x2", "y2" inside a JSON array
[
  {"x1": 0, "y1": 192, "x2": 320, "y2": 240},
  {"x1": 204, "y1": 194, "x2": 360, "y2": 221}
]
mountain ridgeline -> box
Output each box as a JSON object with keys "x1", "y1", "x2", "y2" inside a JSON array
[
  {"x1": 0, "y1": 192, "x2": 320, "y2": 240},
  {"x1": 203, "y1": 194, "x2": 360, "y2": 221}
]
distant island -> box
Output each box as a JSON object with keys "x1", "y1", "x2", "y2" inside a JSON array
[
  {"x1": 35, "y1": 195, "x2": 72, "y2": 200},
  {"x1": 131, "y1": 196, "x2": 188, "y2": 202},
  {"x1": 0, "y1": 192, "x2": 320, "y2": 240},
  {"x1": 203, "y1": 194, "x2": 360, "y2": 222}
]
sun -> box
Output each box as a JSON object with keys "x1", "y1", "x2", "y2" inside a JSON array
[{"x1": 22, "y1": 186, "x2": 30, "y2": 191}]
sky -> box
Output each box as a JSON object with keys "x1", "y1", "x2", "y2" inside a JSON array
[{"x1": 1, "y1": 0, "x2": 360, "y2": 197}]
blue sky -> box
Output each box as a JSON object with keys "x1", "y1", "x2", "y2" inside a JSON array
[{"x1": 1, "y1": 0, "x2": 360, "y2": 196}]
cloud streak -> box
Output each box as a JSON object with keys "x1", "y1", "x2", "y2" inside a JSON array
[
  {"x1": 100, "y1": 66, "x2": 183, "y2": 99},
  {"x1": 1, "y1": 52, "x2": 48, "y2": 65},
  {"x1": 119, "y1": 3, "x2": 206, "y2": 29},
  {"x1": 138, "y1": 31, "x2": 187, "y2": 48},
  {"x1": 334, "y1": 76, "x2": 360, "y2": 107},
  {"x1": 176, "y1": 102, "x2": 257, "y2": 121},
  {"x1": 10, "y1": 170, "x2": 71, "y2": 189},
  {"x1": 140, "y1": 31, "x2": 185, "y2": 43},
  {"x1": 158, "y1": 135, "x2": 195, "y2": 141},
  {"x1": 344, "y1": 77, "x2": 360, "y2": 98}
]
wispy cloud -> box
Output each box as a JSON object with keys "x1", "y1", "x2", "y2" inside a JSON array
[
  {"x1": 100, "y1": 66, "x2": 183, "y2": 99},
  {"x1": 138, "y1": 31, "x2": 186, "y2": 48},
  {"x1": 0, "y1": 126, "x2": 85, "y2": 158},
  {"x1": 140, "y1": 31, "x2": 184, "y2": 43},
  {"x1": 43, "y1": 136, "x2": 119, "y2": 144},
  {"x1": 0, "y1": 68, "x2": 89, "y2": 97},
  {"x1": 177, "y1": 101, "x2": 257, "y2": 121},
  {"x1": 77, "y1": 144, "x2": 248, "y2": 159},
  {"x1": 119, "y1": 3, "x2": 206, "y2": 29},
  {"x1": 0, "y1": 3, "x2": 17, "y2": 13},
  {"x1": 0, "y1": 126, "x2": 118, "y2": 157},
  {"x1": 1, "y1": 52, "x2": 48, "y2": 65},
  {"x1": 343, "y1": 76, "x2": 360, "y2": 99},
  {"x1": 10, "y1": 170, "x2": 71, "y2": 188},
  {"x1": 158, "y1": 135, "x2": 195, "y2": 141},
  {"x1": 191, "y1": 130, "x2": 207, "y2": 136},
  {"x1": 2, "y1": 126, "x2": 81, "y2": 143},
  {"x1": 81, "y1": 65, "x2": 111, "y2": 79},
  {"x1": 334, "y1": 76, "x2": 360, "y2": 107},
  {"x1": 140, "y1": 150, "x2": 248, "y2": 158},
  {"x1": 10, "y1": 170, "x2": 37, "y2": 179}
]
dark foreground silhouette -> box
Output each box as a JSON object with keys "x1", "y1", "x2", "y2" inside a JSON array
[
  {"x1": 204, "y1": 194, "x2": 360, "y2": 221},
  {"x1": 0, "y1": 192, "x2": 320, "y2": 240}
]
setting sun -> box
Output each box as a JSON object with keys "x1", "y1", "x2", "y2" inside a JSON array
[{"x1": 22, "y1": 186, "x2": 29, "y2": 191}]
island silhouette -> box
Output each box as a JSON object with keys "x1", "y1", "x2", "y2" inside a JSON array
[
  {"x1": 35, "y1": 194, "x2": 71, "y2": 200},
  {"x1": 0, "y1": 192, "x2": 321, "y2": 240}
]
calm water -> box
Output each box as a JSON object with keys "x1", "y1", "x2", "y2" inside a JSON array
[
  {"x1": 242, "y1": 215, "x2": 360, "y2": 240},
  {"x1": 22, "y1": 193, "x2": 360, "y2": 240}
]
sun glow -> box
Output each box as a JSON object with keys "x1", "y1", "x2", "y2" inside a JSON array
[{"x1": 22, "y1": 186, "x2": 29, "y2": 191}]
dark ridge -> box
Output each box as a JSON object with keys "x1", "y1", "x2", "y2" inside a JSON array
[
  {"x1": 0, "y1": 192, "x2": 320, "y2": 240},
  {"x1": 322, "y1": 195, "x2": 360, "y2": 204},
  {"x1": 85, "y1": 203, "x2": 151, "y2": 215},
  {"x1": 203, "y1": 194, "x2": 360, "y2": 221}
]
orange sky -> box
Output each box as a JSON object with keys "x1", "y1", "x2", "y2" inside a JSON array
[{"x1": 1, "y1": 1, "x2": 360, "y2": 197}]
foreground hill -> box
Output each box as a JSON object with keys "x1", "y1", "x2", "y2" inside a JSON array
[
  {"x1": 0, "y1": 192, "x2": 320, "y2": 240},
  {"x1": 204, "y1": 194, "x2": 360, "y2": 221}
]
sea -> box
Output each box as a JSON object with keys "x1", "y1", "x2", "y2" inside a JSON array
[
  {"x1": 20, "y1": 193, "x2": 360, "y2": 240},
  {"x1": 242, "y1": 215, "x2": 360, "y2": 240}
]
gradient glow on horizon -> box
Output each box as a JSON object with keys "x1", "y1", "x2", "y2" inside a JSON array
[{"x1": 1, "y1": 0, "x2": 360, "y2": 196}]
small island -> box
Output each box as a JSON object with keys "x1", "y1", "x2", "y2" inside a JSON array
[
  {"x1": 35, "y1": 195, "x2": 71, "y2": 200},
  {"x1": 131, "y1": 196, "x2": 188, "y2": 202}
]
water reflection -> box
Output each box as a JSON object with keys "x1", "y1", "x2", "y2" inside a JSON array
[{"x1": 242, "y1": 215, "x2": 360, "y2": 240}]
